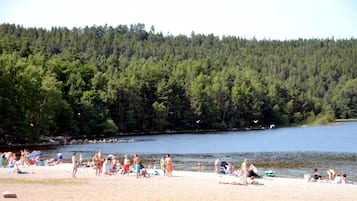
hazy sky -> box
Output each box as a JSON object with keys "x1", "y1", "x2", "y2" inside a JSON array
[{"x1": 1, "y1": 0, "x2": 356, "y2": 40}]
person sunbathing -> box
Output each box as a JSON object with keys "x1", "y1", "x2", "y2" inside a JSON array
[
  {"x1": 13, "y1": 164, "x2": 30, "y2": 174},
  {"x1": 219, "y1": 177, "x2": 263, "y2": 185}
]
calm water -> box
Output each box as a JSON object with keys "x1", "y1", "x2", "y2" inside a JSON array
[{"x1": 32, "y1": 122, "x2": 357, "y2": 181}]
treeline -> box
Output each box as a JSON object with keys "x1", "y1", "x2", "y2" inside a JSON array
[{"x1": 0, "y1": 23, "x2": 356, "y2": 144}]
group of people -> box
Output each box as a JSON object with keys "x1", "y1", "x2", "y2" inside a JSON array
[
  {"x1": 82, "y1": 151, "x2": 174, "y2": 178},
  {"x1": 238, "y1": 158, "x2": 260, "y2": 185},
  {"x1": 0, "y1": 150, "x2": 44, "y2": 174},
  {"x1": 1, "y1": 149, "x2": 174, "y2": 178},
  {"x1": 1, "y1": 150, "x2": 37, "y2": 168},
  {"x1": 215, "y1": 158, "x2": 260, "y2": 185},
  {"x1": 160, "y1": 154, "x2": 173, "y2": 176},
  {"x1": 4, "y1": 150, "x2": 353, "y2": 185},
  {"x1": 215, "y1": 158, "x2": 354, "y2": 185},
  {"x1": 311, "y1": 168, "x2": 351, "y2": 184}
]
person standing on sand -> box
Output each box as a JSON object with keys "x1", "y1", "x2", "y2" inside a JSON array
[
  {"x1": 240, "y1": 158, "x2": 248, "y2": 185},
  {"x1": 214, "y1": 158, "x2": 220, "y2": 174},
  {"x1": 165, "y1": 154, "x2": 173, "y2": 176},
  {"x1": 72, "y1": 152, "x2": 78, "y2": 178},
  {"x1": 98, "y1": 150, "x2": 103, "y2": 175},
  {"x1": 123, "y1": 155, "x2": 131, "y2": 176},
  {"x1": 160, "y1": 155, "x2": 166, "y2": 176},
  {"x1": 133, "y1": 154, "x2": 140, "y2": 178},
  {"x1": 92, "y1": 153, "x2": 101, "y2": 176}
]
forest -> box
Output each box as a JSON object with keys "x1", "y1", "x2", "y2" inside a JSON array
[{"x1": 0, "y1": 23, "x2": 356, "y2": 144}]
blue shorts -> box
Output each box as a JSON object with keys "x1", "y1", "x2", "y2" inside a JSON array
[{"x1": 135, "y1": 164, "x2": 141, "y2": 173}]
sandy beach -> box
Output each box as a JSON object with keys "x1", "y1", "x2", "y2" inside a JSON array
[{"x1": 0, "y1": 164, "x2": 356, "y2": 201}]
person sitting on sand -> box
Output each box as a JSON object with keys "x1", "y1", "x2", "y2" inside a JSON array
[
  {"x1": 311, "y1": 168, "x2": 322, "y2": 181},
  {"x1": 140, "y1": 163, "x2": 150, "y2": 178},
  {"x1": 0, "y1": 152, "x2": 4, "y2": 167},
  {"x1": 102, "y1": 158, "x2": 110, "y2": 175},
  {"x1": 45, "y1": 158, "x2": 56, "y2": 166},
  {"x1": 226, "y1": 163, "x2": 234, "y2": 175},
  {"x1": 247, "y1": 163, "x2": 259, "y2": 178},
  {"x1": 56, "y1": 153, "x2": 63, "y2": 164},
  {"x1": 333, "y1": 173, "x2": 343, "y2": 184},
  {"x1": 342, "y1": 174, "x2": 351, "y2": 184},
  {"x1": 332, "y1": 173, "x2": 351, "y2": 184}
]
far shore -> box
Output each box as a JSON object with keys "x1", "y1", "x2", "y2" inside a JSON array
[
  {"x1": 0, "y1": 126, "x2": 271, "y2": 150},
  {"x1": 1, "y1": 163, "x2": 356, "y2": 201}
]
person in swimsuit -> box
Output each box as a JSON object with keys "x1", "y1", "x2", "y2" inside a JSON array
[
  {"x1": 133, "y1": 154, "x2": 140, "y2": 178},
  {"x1": 240, "y1": 158, "x2": 248, "y2": 185},
  {"x1": 214, "y1": 158, "x2": 220, "y2": 174},
  {"x1": 313, "y1": 168, "x2": 322, "y2": 180},
  {"x1": 98, "y1": 150, "x2": 103, "y2": 175},
  {"x1": 72, "y1": 152, "x2": 78, "y2": 178},
  {"x1": 165, "y1": 154, "x2": 173, "y2": 176},
  {"x1": 327, "y1": 169, "x2": 337, "y2": 181},
  {"x1": 123, "y1": 155, "x2": 131, "y2": 176},
  {"x1": 247, "y1": 163, "x2": 259, "y2": 178},
  {"x1": 92, "y1": 153, "x2": 101, "y2": 176},
  {"x1": 160, "y1": 155, "x2": 166, "y2": 176}
]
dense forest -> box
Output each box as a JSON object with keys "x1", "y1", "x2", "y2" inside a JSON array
[{"x1": 0, "y1": 23, "x2": 356, "y2": 144}]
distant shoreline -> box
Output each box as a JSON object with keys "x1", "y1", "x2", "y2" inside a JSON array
[
  {"x1": 0, "y1": 126, "x2": 269, "y2": 151},
  {"x1": 335, "y1": 119, "x2": 357, "y2": 122}
]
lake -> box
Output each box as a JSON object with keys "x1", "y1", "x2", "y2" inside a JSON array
[{"x1": 31, "y1": 122, "x2": 357, "y2": 181}]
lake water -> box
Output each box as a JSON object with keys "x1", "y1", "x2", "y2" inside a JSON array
[{"x1": 35, "y1": 122, "x2": 357, "y2": 181}]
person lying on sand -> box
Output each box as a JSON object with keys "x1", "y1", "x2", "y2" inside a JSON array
[
  {"x1": 219, "y1": 181, "x2": 264, "y2": 186},
  {"x1": 219, "y1": 177, "x2": 263, "y2": 185},
  {"x1": 13, "y1": 164, "x2": 32, "y2": 174}
]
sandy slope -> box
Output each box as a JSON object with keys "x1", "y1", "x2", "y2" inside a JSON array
[{"x1": 0, "y1": 164, "x2": 356, "y2": 201}]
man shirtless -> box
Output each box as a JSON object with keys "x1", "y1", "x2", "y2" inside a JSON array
[
  {"x1": 165, "y1": 154, "x2": 173, "y2": 176},
  {"x1": 133, "y1": 154, "x2": 140, "y2": 178}
]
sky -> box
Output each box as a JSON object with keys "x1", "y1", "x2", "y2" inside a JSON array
[{"x1": 0, "y1": 0, "x2": 356, "y2": 40}]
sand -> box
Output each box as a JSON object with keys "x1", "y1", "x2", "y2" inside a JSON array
[{"x1": 0, "y1": 164, "x2": 356, "y2": 201}]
